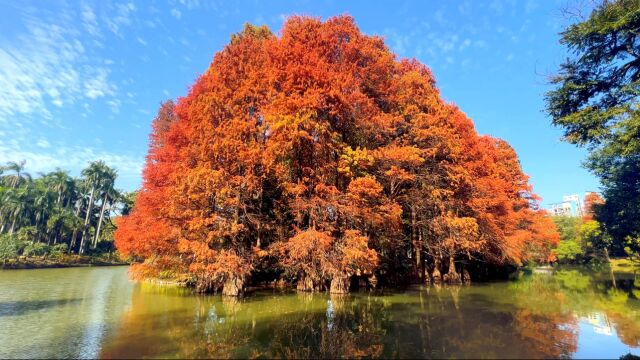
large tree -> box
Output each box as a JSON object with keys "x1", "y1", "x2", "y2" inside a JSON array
[
  {"x1": 546, "y1": 0, "x2": 640, "y2": 255},
  {"x1": 116, "y1": 16, "x2": 558, "y2": 295}
]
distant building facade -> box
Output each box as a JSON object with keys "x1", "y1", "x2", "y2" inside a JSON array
[{"x1": 548, "y1": 192, "x2": 600, "y2": 217}]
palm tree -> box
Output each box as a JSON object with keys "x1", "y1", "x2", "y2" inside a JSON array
[
  {"x1": 92, "y1": 167, "x2": 117, "y2": 248},
  {"x1": 79, "y1": 161, "x2": 108, "y2": 254},
  {"x1": 44, "y1": 169, "x2": 73, "y2": 207},
  {"x1": 1, "y1": 160, "x2": 32, "y2": 188},
  {"x1": 33, "y1": 185, "x2": 55, "y2": 242},
  {"x1": 3, "y1": 187, "x2": 30, "y2": 236}
]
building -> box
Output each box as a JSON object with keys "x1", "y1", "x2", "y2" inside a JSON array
[
  {"x1": 548, "y1": 192, "x2": 598, "y2": 217},
  {"x1": 550, "y1": 201, "x2": 574, "y2": 216}
]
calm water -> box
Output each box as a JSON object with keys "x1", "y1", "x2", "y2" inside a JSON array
[{"x1": 1, "y1": 266, "x2": 639, "y2": 359}]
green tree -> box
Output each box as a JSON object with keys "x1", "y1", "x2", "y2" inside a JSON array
[
  {"x1": 546, "y1": 0, "x2": 640, "y2": 255},
  {"x1": 0, "y1": 234, "x2": 21, "y2": 266},
  {"x1": 1, "y1": 160, "x2": 32, "y2": 188},
  {"x1": 93, "y1": 167, "x2": 118, "y2": 249},
  {"x1": 79, "y1": 161, "x2": 108, "y2": 254},
  {"x1": 552, "y1": 216, "x2": 586, "y2": 262},
  {"x1": 0, "y1": 160, "x2": 124, "y2": 257}
]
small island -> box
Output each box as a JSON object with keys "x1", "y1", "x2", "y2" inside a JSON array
[{"x1": 1, "y1": 1, "x2": 639, "y2": 359}]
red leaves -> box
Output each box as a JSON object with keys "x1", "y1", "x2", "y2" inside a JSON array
[{"x1": 115, "y1": 15, "x2": 559, "y2": 291}]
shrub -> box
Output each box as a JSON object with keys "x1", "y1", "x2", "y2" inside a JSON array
[
  {"x1": 553, "y1": 240, "x2": 583, "y2": 263},
  {"x1": 50, "y1": 243, "x2": 68, "y2": 258},
  {"x1": 23, "y1": 242, "x2": 50, "y2": 257},
  {"x1": 0, "y1": 235, "x2": 22, "y2": 264}
]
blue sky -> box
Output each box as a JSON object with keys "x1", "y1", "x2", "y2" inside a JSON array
[{"x1": 0, "y1": 0, "x2": 599, "y2": 207}]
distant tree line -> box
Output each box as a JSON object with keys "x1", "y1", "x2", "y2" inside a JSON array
[{"x1": 0, "y1": 160, "x2": 135, "y2": 264}]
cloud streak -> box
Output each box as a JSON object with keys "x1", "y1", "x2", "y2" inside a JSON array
[
  {"x1": 0, "y1": 5, "x2": 118, "y2": 123},
  {"x1": 0, "y1": 141, "x2": 143, "y2": 189}
]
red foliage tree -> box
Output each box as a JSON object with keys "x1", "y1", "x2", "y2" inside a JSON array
[{"x1": 115, "y1": 16, "x2": 559, "y2": 295}]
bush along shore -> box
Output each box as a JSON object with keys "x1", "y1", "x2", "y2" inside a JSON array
[
  {"x1": 0, "y1": 159, "x2": 137, "y2": 270},
  {"x1": 0, "y1": 235, "x2": 127, "y2": 269}
]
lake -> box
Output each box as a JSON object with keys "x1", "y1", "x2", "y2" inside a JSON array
[{"x1": 0, "y1": 266, "x2": 639, "y2": 359}]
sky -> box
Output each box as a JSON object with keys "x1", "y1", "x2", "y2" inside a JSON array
[{"x1": 0, "y1": 0, "x2": 600, "y2": 207}]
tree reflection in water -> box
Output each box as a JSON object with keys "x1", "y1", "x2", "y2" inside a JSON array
[{"x1": 100, "y1": 268, "x2": 640, "y2": 358}]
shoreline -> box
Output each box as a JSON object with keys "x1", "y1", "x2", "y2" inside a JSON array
[{"x1": 1, "y1": 256, "x2": 129, "y2": 270}]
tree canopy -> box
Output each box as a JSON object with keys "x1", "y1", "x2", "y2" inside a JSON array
[
  {"x1": 0, "y1": 160, "x2": 130, "y2": 264},
  {"x1": 546, "y1": 0, "x2": 640, "y2": 256},
  {"x1": 116, "y1": 16, "x2": 559, "y2": 295}
]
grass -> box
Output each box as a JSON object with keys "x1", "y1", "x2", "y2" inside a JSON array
[{"x1": 610, "y1": 258, "x2": 640, "y2": 273}]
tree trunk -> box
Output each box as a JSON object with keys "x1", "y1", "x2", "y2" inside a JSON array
[
  {"x1": 411, "y1": 207, "x2": 421, "y2": 281},
  {"x1": 431, "y1": 257, "x2": 442, "y2": 284},
  {"x1": 222, "y1": 276, "x2": 245, "y2": 297},
  {"x1": 9, "y1": 217, "x2": 16, "y2": 236},
  {"x1": 462, "y1": 267, "x2": 471, "y2": 284},
  {"x1": 446, "y1": 256, "x2": 461, "y2": 284},
  {"x1": 297, "y1": 274, "x2": 322, "y2": 292},
  {"x1": 70, "y1": 231, "x2": 76, "y2": 253},
  {"x1": 93, "y1": 192, "x2": 109, "y2": 248},
  {"x1": 369, "y1": 274, "x2": 378, "y2": 289},
  {"x1": 330, "y1": 275, "x2": 350, "y2": 294},
  {"x1": 79, "y1": 186, "x2": 96, "y2": 254},
  {"x1": 604, "y1": 248, "x2": 617, "y2": 288}
]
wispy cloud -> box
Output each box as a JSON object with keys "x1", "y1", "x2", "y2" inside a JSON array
[
  {"x1": 171, "y1": 8, "x2": 182, "y2": 19},
  {"x1": 0, "y1": 141, "x2": 143, "y2": 188},
  {"x1": 105, "y1": 2, "x2": 137, "y2": 37},
  {"x1": 0, "y1": 5, "x2": 119, "y2": 123}
]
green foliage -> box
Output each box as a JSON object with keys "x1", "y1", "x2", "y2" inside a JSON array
[
  {"x1": 0, "y1": 234, "x2": 22, "y2": 264},
  {"x1": 551, "y1": 216, "x2": 612, "y2": 263},
  {"x1": 50, "y1": 243, "x2": 68, "y2": 258},
  {"x1": 23, "y1": 242, "x2": 49, "y2": 257},
  {"x1": 552, "y1": 216, "x2": 582, "y2": 242},
  {"x1": 546, "y1": 0, "x2": 640, "y2": 255},
  {"x1": 0, "y1": 159, "x2": 127, "y2": 260},
  {"x1": 554, "y1": 239, "x2": 583, "y2": 262},
  {"x1": 85, "y1": 239, "x2": 116, "y2": 255},
  {"x1": 623, "y1": 235, "x2": 640, "y2": 261},
  {"x1": 120, "y1": 191, "x2": 138, "y2": 216},
  {"x1": 16, "y1": 226, "x2": 37, "y2": 243},
  {"x1": 580, "y1": 220, "x2": 607, "y2": 250},
  {"x1": 552, "y1": 216, "x2": 586, "y2": 262}
]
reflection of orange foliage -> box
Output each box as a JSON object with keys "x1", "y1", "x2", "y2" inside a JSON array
[
  {"x1": 607, "y1": 311, "x2": 640, "y2": 347},
  {"x1": 513, "y1": 309, "x2": 578, "y2": 358},
  {"x1": 115, "y1": 16, "x2": 560, "y2": 291}
]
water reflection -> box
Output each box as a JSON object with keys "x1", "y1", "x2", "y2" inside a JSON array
[
  {"x1": 97, "y1": 267, "x2": 640, "y2": 358},
  {"x1": 0, "y1": 267, "x2": 133, "y2": 359},
  {"x1": 1, "y1": 266, "x2": 639, "y2": 358}
]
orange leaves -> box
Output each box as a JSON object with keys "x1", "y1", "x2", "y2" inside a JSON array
[
  {"x1": 338, "y1": 230, "x2": 378, "y2": 276},
  {"x1": 443, "y1": 216, "x2": 482, "y2": 252},
  {"x1": 272, "y1": 229, "x2": 336, "y2": 282},
  {"x1": 115, "y1": 15, "x2": 560, "y2": 291},
  {"x1": 374, "y1": 145, "x2": 424, "y2": 166},
  {"x1": 583, "y1": 192, "x2": 604, "y2": 220},
  {"x1": 338, "y1": 146, "x2": 374, "y2": 177},
  {"x1": 347, "y1": 177, "x2": 383, "y2": 201},
  {"x1": 273, "y1": 228, "x2": 378, "y2": 282}
]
